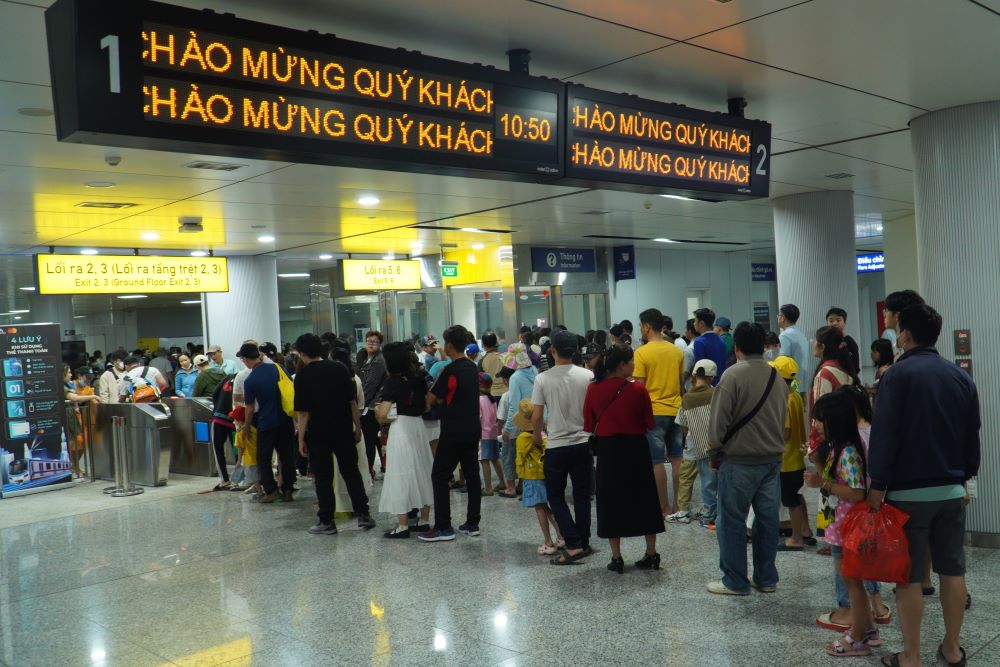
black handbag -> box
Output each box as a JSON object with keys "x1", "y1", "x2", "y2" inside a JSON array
[{"x1": 588, "y1": 379, "x2": 628, "y2": 454}]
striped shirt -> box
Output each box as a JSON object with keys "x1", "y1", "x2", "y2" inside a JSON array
[{"x1": 676, "y1": 385, "x2": 714, "y2": 460}]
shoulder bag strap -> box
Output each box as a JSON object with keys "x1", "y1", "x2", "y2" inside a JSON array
[
  {"x1": 721, "y1": 368, "x2": 778, "y2": 445},
  {"x1": 591, "y1": 379, "x2": 628, "y2": 437}
]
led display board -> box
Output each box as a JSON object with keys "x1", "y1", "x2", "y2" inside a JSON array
[
  {"x1": 35, "y1": 254, "x2": 229, "y2": 294},
  {"x1": 564, "y1": 85, "x2": 771, "y2": 200},
  {"x1": 45, "y1": 0, "x2": 563, "y2": 182},
  {"x1": 342, "y1": 259, "x2": 422, "y2": 291},
  {"x1": 856, "y1": 253, "x2": 885, "y2": 273}
]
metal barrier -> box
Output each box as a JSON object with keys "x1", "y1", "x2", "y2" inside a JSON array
[{"x1": 103, "y1": 415, "x2": 143, "y2": 497}]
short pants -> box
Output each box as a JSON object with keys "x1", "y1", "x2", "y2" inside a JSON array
[
  {"x1": 780, "y1": 469, "x2": 805, "y2": 507},
  {"x1": 890, "y1": 498, "x2": 967, "y2": 581},
  {"x1": 521, "y1": 478, "x2": 548, "y2": 508},
  {"x1": 479, "y1": 438, "x2": 499, "y2": 461},
  {"x1": 646, "y1": 415, "x2": 682, "y2": 464}
]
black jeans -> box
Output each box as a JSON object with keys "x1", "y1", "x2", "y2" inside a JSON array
[
  {"x1": 211, "y1": 423, "x2": 232, "y2": 483},
  {"x1": 309, "y1": 432, "x2": 370, "y2": 524},
  {"x1": 360, "y1": 411, "x2": 382, "y2": 473},
  {"x1": 544, "y1": 443, "x2": 593, "y2": 550},
  {"x1": 431, "y1": 434, "x2": 481, "y2": 530},
  {"x1": 256, "y1": 418, "x2": 296, "y2": 495}
]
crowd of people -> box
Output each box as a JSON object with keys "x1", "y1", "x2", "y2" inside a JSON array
[{"x1": 73, "y1": 288, "x2": 979, "y2": 667}]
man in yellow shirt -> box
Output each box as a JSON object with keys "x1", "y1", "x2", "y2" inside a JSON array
[{"x1": 633, "y1": 308, "x2": 686, "y2": 516}]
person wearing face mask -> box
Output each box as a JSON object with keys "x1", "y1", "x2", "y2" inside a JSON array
[
  {"x1": 97, "y1": 350, "x2": 128, "y2": 404},
  {"x1": 173, "y1": 354, "x2": 199, "y2": 398}
]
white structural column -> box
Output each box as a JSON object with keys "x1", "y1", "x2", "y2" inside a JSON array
[
  {"x1": 911, "y1": 101, "x2": 1000, "y2": 541},
  {"x1": 773, "y1": 191, "x2": 861, "y2": 381},
  {"x1": 203, "y1": 256, "x2": 281, "y2": 357},
  {"x1": 28, "y1": 293, "x2": 74, "y2": 330}
]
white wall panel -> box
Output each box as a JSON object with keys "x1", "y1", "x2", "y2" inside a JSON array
[{"x1": 203, "y1": 257, "x2": 280, "y2": 362}]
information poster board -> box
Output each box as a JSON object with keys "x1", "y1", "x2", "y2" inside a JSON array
[{"x1": 0, "y1": 324, "x2": 71, "y2": 498}]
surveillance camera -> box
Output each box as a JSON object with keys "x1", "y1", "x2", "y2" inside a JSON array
[{"x1": 105, "y1": 152, "x2": 121, "y2": 167}]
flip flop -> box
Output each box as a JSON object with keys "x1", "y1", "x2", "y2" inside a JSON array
[
  {"x1": 550, "y1": 550, "x2": 587, "y2": 565},
  {"x1": 816, "y1": 612, "x2": 851, "y2": 632},
  {"x1": 497, "y1": 490, "x2": 517, "y2": 498},
  {"x1": 874, "y1": 607, "x2": 892, "y2": 625},
  {"x1": 937, "y1": 645, "x2": 967, "y2": 667},
  {"x1": 880, "y1": 654, "x2": 901, "y2": 667}
]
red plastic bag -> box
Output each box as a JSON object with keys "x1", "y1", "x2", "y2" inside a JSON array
[{"x1": 841, "y1": 502, "x2": 911, "y2": 584}]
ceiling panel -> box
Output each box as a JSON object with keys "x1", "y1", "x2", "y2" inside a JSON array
[
  {"x1": 0, "y1": 2, "x2": 50, "y2": 86},
  {"x1": 690, "y1": 0, "x2": 1000, "y2": 111}
]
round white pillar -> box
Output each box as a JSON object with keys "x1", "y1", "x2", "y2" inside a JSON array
[
  {"x1": 773, "y1": 190, "x2": 861, "y2": 385},
  {"x1": 911, "y1": 101, "x2": 1000, "y2": 541},
  {"x1": 203, "y1": 256, "x2": 281, "y2": 358}
]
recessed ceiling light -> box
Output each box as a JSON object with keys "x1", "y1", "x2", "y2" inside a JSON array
[
  {"x1": 659, "y1": 194, "x2": 697, "y2": 201},
  {"x1": 278, "y1": 273, "x2": 309, "y2": 278},
  {"x1": 74, "y1": 315, "x2": 86, "y2": 319},
  {"x1": 357, "y1": 195, "x2": 380, "y2": 206},
  {"x1": 472, "y1": 243, "x2": 485, "y2": 250},
  {"x1": 80, "y1": 248, "x2": 99, "y2": 255},
  {"x1": 654, "y1": 238, "x2": 681, "y2": 243},
  {"x1": 257, "y1": 235, "x2": 275, "y2": 243},
  {"x1": 17, "y1": 107, "x2": 53, "y2": 117},
  {"x1": 19, "y1": 286, "x2": 35, "y2": 291},
  {"x1": 318, "y1": 254, "x2": 333, "y2": 260},
  {"x1": 289, "y1": 305, "x2": 307, "y2": 309},
  {"x1": 140, "y1": 232, "x2": 160, "y2": 241},
  {"x1": 117, "y1": 295, "x2": 147, "y2": 300},
  {"x1": 75, "y1": 202, "x2": 136, "y2": 209},
  {"x1": 190, "y1": 250, "x2": 208, "y2": 257},
  {"x1": 13, "y1": 316, "x2": 21, "y2": 320},
  {"x1": 9, "y1": 309, "x2": 29, "y2": 314},
  {"x1": 180, "y1": 299, "x2": 202, "y2": 304},
  {"x1": 85, "y1": 181, "x2": 116, "y2": 188},
  {"x1": 460, "y1": 228, "x2": 487, "y2": 233}
]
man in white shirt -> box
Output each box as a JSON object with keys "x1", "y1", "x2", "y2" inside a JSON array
[
  {"x1": 116, "y1": 356, "x2": 167, "y2": 402},
  {"x1": 531, "y1": 330, "x2": 594, "y2": 564}
]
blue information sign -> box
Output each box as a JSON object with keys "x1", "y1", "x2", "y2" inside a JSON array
[
  {"x1": 530, "y1": 247, "x2": 596, "y2": 273},
  {"x1": 751, "y1": 263, "x2": 775, "y2": 281},
  {"x1": 856, "y1": 253, "x2": 885, "y2": 273},
  {"x1": 613, "y1": 246, "x2": 635, "y2": 281}
]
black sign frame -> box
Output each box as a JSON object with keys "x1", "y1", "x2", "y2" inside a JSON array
[
  {"x1": 563, "y1": 84, "x2": 771, "y2": 201},
  {"x1": 45, "y1": 0, "x2": 565, "y2": 183}
]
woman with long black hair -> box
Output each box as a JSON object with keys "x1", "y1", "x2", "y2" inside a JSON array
[
  {"x1": 376, "y1": 342, "x2": 433, "y2": 538},
  {"x1": 583, "y1": 344, "x2": 663, "y2": 574}
]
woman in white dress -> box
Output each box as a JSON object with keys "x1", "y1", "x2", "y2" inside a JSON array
[{"x1": 376, "y1": 342, "x2": 434, "y2": 538}]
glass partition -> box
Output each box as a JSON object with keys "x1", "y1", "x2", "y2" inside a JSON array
[
  {"x1": 518, "y1": 287, "x2": 551, "y2": 329},
  {"x1": 334, "y1": 294, "x2": 381, "y2": 352},
  {"x1": 397, "y1": 289, "x2": 447, "y2": 343},
  {"x1": 563, "y1": 292, "x2": 609, "y2": 333}
]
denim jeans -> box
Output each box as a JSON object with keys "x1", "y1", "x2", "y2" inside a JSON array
[
  {"x1": 717, "y1": 460, "x2": 780, "y2": 593},
  {"x1": 501, "y1": 431, "x2": 518, "y2": 483},
  {"x1": 543, "y1": 443, "x2": 593, "y2": 550},
  {"x1": 831, "y1": 545, "x2": 881, "y2": 606},
  {"x1": 646, "y1": 415, "x2": 683, "y2": 464},
  {"x1": 696, "y1": 457, "x2": 718, "y2": 521}
]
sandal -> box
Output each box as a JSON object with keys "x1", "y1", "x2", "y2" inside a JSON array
[
  {"x1": 803, "y1": 536, "x2": 818, "y2": 546},
  {"x1": 816, "y1": 612, "x2": 851, "y2": 632},
  {"x1": 880, "y1": 654, "x2": 902, "y2": 667},
  {"x1": 537, "y1": 544, "x2": 559, "y2": 555},
  {"x1": 550, "y1": 550, "x2": 587, "y2": 565},
  {"x1": 937, "y1": 645, "x2": 967, "y2": 667},
  {"x1": 497, "y1": 490, "x2": 517, "y2": 498},
  {"x1": 825, "y1": 633, "x2": 872, "y2": 657},
  {"x1": 212, "y1": 482, "x2": 232, "y2": 491},
  {"x1": 874, "y1": 606, "x2": 892, "y2": 625}
]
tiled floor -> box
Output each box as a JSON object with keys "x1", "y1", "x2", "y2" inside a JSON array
[{"x1": 1, "y1": 475, "x2": 997, "y2": 666}]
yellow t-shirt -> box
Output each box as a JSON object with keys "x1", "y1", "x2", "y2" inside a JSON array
[
  {"x1": 515, "y1": 431, "x2": 545, "y2": 480},
  {"x1": 781, "y1": 391, "x2": 806, "y2": 472},
  {"x1": 633, "y1": 340, "x2": 684, "y2": 416}
]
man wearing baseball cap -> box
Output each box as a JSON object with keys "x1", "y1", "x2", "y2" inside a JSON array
[
  {"x1": 208, "y1": 344, "x2": 241, "y2": 376},
  {"x1": 191, "y1": 353, "x2": 226, "y2": 398},
  {"x1": 417, "y1": 335, "x2": 439, "y2": 373},
  {"x1": 714, "y1": 317, "x2": 734, "y2": 359}
]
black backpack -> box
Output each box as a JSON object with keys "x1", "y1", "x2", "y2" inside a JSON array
[{"x1": 211, "y1": 373, "x2": 237, "y2": 428}]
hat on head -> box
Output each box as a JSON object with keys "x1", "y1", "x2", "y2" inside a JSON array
[
  {"x1": 581, "y1": 344, "x2": 603, "y2": 359},
  {"x1": 208, "y1": 344, "x2": 223, "y2": 353},
  {"x1": 769, "y1": 355, "x2": 799, "y2": 381},
  {"x1": 503, "y1": 343, "x2": 533, "y2": 369},
  {"x1": 512, "y1": 398, "x2": 535, "y2": 432},
  {"x1": 466, "y1": 343, "x2": 480, "y2": 356},
  {"x1": 236, "y1": 343, "x2": 261, "y2": 360},
  {"x1": 552, "y1": 330, "x2": 579, "y2": 357},
  {"x1": 716, "y1": 317, "x2": 732, "y2": 330},
  {"x1": 418, "y1": 334, "x2": 438, "y2": 347},
  {"x1": 192, "y1": 354, "x2": 210, "y2": 367},
  {"x1": 693, "y1": 359, "x2": 718, "y2": 378}
]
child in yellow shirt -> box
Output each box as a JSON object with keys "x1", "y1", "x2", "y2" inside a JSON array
[
  {"x1": 770, "y1": 356, "x2": 816, "y2": 550},
  {"x1": 513, "y1": 398, "x2": 563, "y2": 555}
]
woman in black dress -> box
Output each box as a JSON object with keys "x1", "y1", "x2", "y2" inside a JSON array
[{"x1": 583, "y1": 344, "x2": 664, "y2": 574}]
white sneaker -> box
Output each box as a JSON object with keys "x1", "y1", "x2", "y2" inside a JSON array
[
  {"x1": 666, "y1": 511, "x2": 691, "y2": 524},
  {"x1": 707, "y1": 581, "x2": 750, "y2": 596}
]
